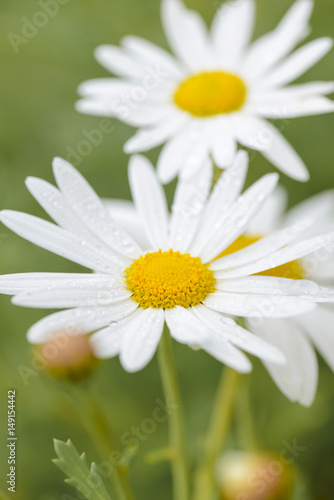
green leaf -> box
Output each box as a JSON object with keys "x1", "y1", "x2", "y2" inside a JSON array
[{"x1": 53, "y1": 439, "x2": 112, "y2": 500}]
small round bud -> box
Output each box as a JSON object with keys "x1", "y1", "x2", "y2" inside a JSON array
[
  {"x1": 36, "y1": 333, "x2": 98, "y2": 382},
  {"x1": 217, "y1": 451, "x2": 295, "y2": 500}
]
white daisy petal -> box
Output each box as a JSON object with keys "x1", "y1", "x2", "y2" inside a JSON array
[
  {"x1": 3, "y1": 135, "x2": 334, "y2": 391},
  {"x1": 75, "y1": 99, "x2": 118, "y2": 118},
  {"x1": 90, "y1": 310, "x2": 142, "y2": 359},
  {"x1": 251, "y1": 96, "x2": 334, "y2": 119},
  {"x1": 248, "y1": 82, "x2": 334, "y2": 119},
  {"x1": 120, "y1": 308, "x2": 164, "y2": 372},
  {"x1": 26, "y1": 176, "x2": 141, "y2": 257},
  {"x1": 12, "y1": 279, "x2": 131, "y2": 309},
  {"x1": 193, "y1": 304, "x2": 285, "y2": 365},
  {"x1": 297, "y1": 306, "x2": 334, "y2": 372},
  {"x1": 165, "y1": 306, "x2": 209, "y2": 344},
  {"x1": 234, "y1": 116, "x2": 309, "y2": 181},
  {"x1": 169, "y1": 160, "x2": 212, "y2": 252},
  {"x1": 162, "y1": 0, "x2": 213, "y2": 71},
  {"x1": 52, "y1": 158, "x2": 141, "y2": 260},
  {"x1": 204, "y1": 291, "x2": 315, "y2": 318},
  {"x1": 200, "y1": 335, "x2": 253, "y2": 373},
  {"x1": 0, "y1": 273, "x2": 101, "y2": 295},
  {"x1": 249, "y1": 318, "x2": 318, "y2": 406},
  {"x1": 128, "y1": 155, "x2": 169, "y2": 249},
  {"x1": 157, "y1": 125, "x2": 195, "y2": 184},
  {"x1": 246, "y1": 185, "x2": 288, "y2": 234},
  {"x1": 95, "y1": 45, "x2": 145, "y2": 80},
  {"x1": 76, "y1": 97, "x2": 174, "y2": 125},
  {"x1": 211, "y1": 219, "x2": 312, "y2": 271},
  {"x1": 0, "y1": 210, "x2": 126, "y2": 274},
  {"x1": 215, "y1": 232, "x2": 334, "y2": 279},
  {"x1": 215, "y1": 276, "x2": 334, "y2": 302},
  {"x1": 308, "y1": 258, "x2": 334, "y2": 284},
  {"x1": 25, "y1": 177, "x2": 82, "y2": 234},
  {"x1": 27, "y1": 301, "x2": 139, "y2": 344},
  {"x1": 166, "y1": 308, "x2": 252, "y2": 373},
  {"x1": 258, "y1": 37, "x2": 334, "y2": 89},
  {"x1": 212, "y1": 0, "x2": 255, "y2": 70},
  {"x1": 26, "y1": 177, "x2": 134, "y2": 264},
  {"x1": 199, "y1": 173, "x2": 279, "y2": 263},
  {"x1": 77, "y1": 79, "x2": 135, "y2": 98},
  {"x1": 76, "y1": 100, "x2": 174, "y2": 126},
  {"x1": 77, "y1": 98, "x2": 173, "y2": 124},
  {"x1": 77, "y1": 77, "x2": 170, "y2": 103},
  {"x1": 179, "y1": 138, "x2": 211, "y2": 181},
  {"x1": 211, "y1": 120, "x2": 237, "y2": 168},
  {"x1": 120, "y1": 105, "x2": 176, "y2": 128},
  {"x1": 285, "y1": 189, "x2": 334, "y2": 228},
  {"x1": 124, "y1": 113, "x2": 189, "y2": 154},
  {"x1": 121, "y1": 35, "x2": 185, "y2": 79},
  {"x1": 90, "y1": 327, "x2": 122, "y2": 359},
  {"x1": 259, "y1": 127, "x2": 310, "y2": 182},
  {"x1": 250, "y1": 82, "x2": 334, "y2": 103},
  {"x1": 77, "y1": 0, "x2": 334, "y2": 183},
  {"x1": 242, "y1": 0, "x2": 313, "y2": 79},
  {"x1": 190, "y1": 150, "x2": 248, "y2": 255},
  {"x1": 105, "y1": 199, "x2": 150, "y2": 250}
]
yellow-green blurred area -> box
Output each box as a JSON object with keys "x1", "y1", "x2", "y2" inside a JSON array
[{"x1": 1, "y1": 0, "x2": 334, "y2": 498}]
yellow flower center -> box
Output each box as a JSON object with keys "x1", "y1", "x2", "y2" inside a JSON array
[
  {"x1": 174, "y1": 71, "x2": 247, "y2": 117},
  {"x1": 219, "y1": 235, "x2": 304, "y2": 280},
  {"x1": 124, "y1": 249, "x2": 216, "y2": 309}
]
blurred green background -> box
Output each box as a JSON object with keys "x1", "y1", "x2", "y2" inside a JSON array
[{"x1": 1, "y1": 0, "x2": 334, "y2": 498}]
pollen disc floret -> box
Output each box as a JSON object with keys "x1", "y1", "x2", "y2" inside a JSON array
[
  {"x1": 125, "y1": 249, "x2": 216, "y2": 309},
  {"x1": 174, "y1": 71, "x2": 247, "y2": 117}
]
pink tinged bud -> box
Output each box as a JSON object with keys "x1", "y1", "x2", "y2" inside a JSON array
[{"x1": 36, "y1": 333, "x2": 99, "y2": 382}]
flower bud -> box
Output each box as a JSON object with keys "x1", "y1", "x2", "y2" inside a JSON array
[
  {"x1": 36, "y1": 333, "x2": 98, "y2": 382},
  {"x1": 217, "y1": 451, "x2": 295, "y2": 500}
]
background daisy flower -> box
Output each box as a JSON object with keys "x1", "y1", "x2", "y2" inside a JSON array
[
  {"x1": 2, "y1": 154, "x2": 333, "y2": 373},
  {"x1": 76, "y1": 0, "x2": 334, "y2": 183},
  {"x1": 238, "y1": 186, "x2": 334, "y2": 406}
]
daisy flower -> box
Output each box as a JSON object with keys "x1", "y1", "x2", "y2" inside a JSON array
[
  {"x1": 1, "y1": 153, "x2": 334, "y2": 374},
  {"x1": 76, "y1": 0, "x2": 334, "y2": 183},
  {"x1": 235, "y1": 186, "x2": 334, "y2": 406}
]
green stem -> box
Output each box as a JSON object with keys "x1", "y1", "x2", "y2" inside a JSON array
[
  {"x1": 193, "y1": 368, "x2": 240, "y2": 500},
  {"x1": 157, "y1": 329, "x2": 189, "y2": 500},
  {"x1": 66, "y1": 383, "x2": 135, "y2": 500},
  {"x1": 236, "y1": 377, "x2": 258, "y2": 451}
]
